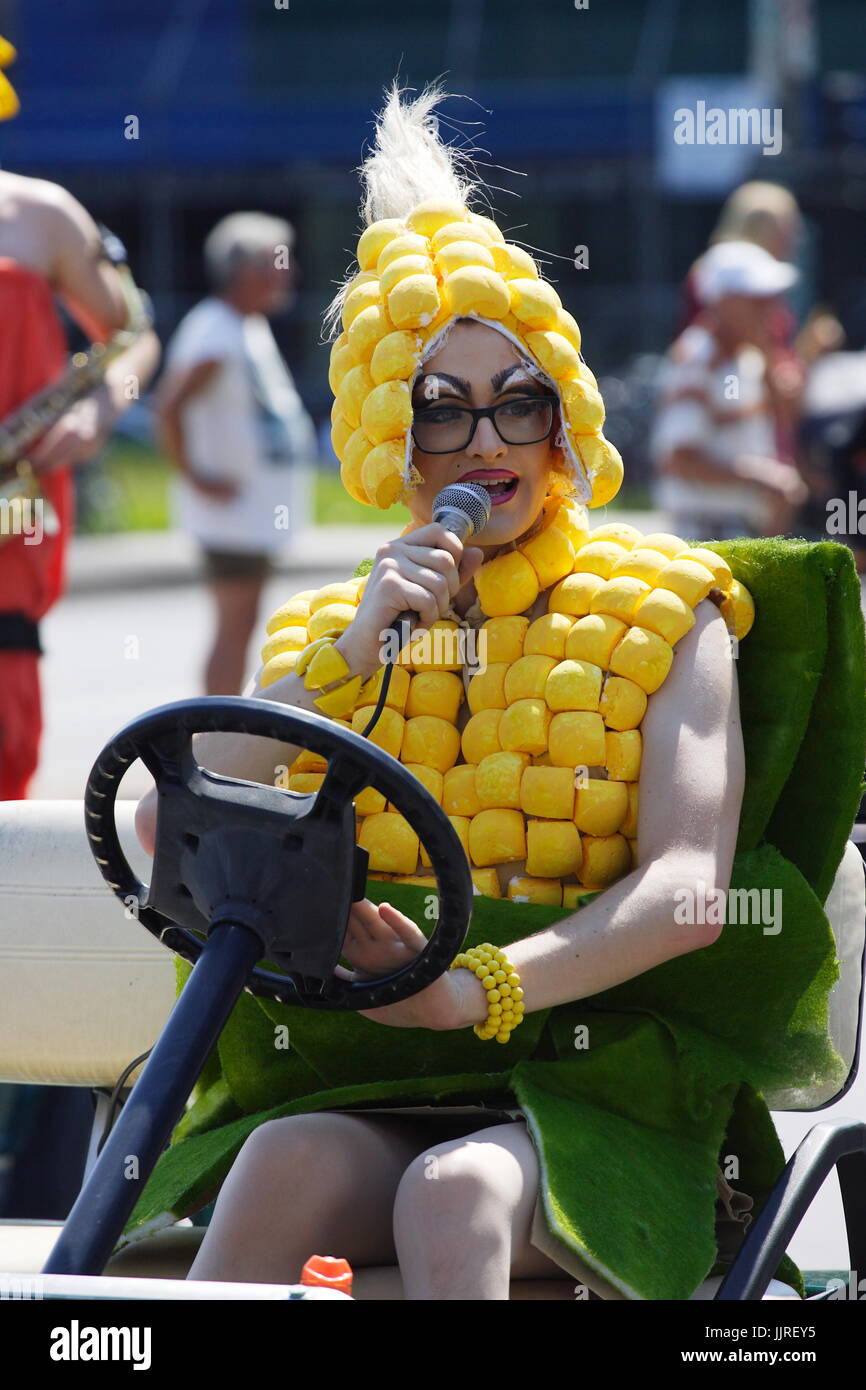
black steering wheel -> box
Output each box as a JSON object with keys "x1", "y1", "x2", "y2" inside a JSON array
[{"x1": 85, "y1": 696, "x2": 474, "y2": 1011}]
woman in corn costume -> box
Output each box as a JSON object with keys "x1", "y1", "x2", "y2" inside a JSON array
[{"x1": 135, "y1": 83, "x2": 862, "y2": 1301}]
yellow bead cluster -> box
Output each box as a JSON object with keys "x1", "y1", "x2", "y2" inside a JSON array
[
  {"x1": 260, "y1": 502, "x2": 755, "y2": 906},
  {"x1": 450, "y1": 943, "x2": 525, "y2": 1042},
  {"x1": 328, "y1": 196, "x2": 623, "y2": 511}
]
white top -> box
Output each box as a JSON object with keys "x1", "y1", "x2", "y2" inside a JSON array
[
  {"x1": 649, "y1": 324, "x2": 776, "y2": 526},
  {"x1": 165, "y1": 297, "x2": 318, "y2": 552}
]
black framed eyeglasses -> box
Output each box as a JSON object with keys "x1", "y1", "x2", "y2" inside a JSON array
[{"x1": 411, "y1": 395, "x2": 558, "y2": 455}]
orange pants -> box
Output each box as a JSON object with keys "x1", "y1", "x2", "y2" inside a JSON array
[{"x1": 0, "y1": 650, "x2": 42, "y2": 799}]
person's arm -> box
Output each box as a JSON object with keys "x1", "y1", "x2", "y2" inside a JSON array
[
  {"x1": 449, "y1": 598, "x2": 745, "y2": 1026},
  {"x1": 45, "y1": 183, "x2": 133, "y2": 341},
  {"x1": 154, "y1": 359, "x2": 239, "y2": 500}
]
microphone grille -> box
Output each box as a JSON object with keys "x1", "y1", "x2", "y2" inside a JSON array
[{"x1": 432, "y1": 482, "x2": 492, "y2": 537}]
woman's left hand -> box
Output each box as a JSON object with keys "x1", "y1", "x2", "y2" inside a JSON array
[{"x1": 337, "y1": 899, "x2": 466, "y2": 1031}]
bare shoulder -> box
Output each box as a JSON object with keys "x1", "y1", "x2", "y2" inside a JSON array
[{"x1": 642, "y1": 596, "x2": 739, "y2": 742}]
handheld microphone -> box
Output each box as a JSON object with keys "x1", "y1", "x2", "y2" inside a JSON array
[
  {"x1": 389, "y1": 481, "x2": 493, "y2": 652},
  {"x1": 360, "y1": 482, "x2": 492, "y2": 739}
]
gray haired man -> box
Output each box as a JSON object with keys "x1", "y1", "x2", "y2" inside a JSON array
[{"x1": 157, "y1": 211, "x2": 317, "y2": 695}]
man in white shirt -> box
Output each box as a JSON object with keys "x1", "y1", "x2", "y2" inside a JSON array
[
  {"x1": 157, "y1": 212, "x2": 317, "y2": 694},
  {"x1": 650, "y1": 240, "x2": 807, "y2": 540}
]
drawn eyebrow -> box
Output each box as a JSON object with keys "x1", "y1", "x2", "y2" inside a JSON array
[{"x1": 413, "y1": 364, "x2": 541, "y2": 401}]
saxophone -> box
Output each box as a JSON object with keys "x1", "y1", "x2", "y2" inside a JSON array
[{"x1": 0, "y1": 226, "x2": 152, "y2": 545}]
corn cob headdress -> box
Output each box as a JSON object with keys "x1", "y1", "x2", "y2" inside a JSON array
[{"x1": 326, "y1": 83, "x2": 623, "y2": 513}]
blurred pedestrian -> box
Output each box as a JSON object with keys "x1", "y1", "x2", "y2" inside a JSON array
[
  {"x1": 650, "y1": 239, "x2": 808, "y2": 540},
  {"x1": 156, "y1": 212, "x2": 317, "y2": 695}
]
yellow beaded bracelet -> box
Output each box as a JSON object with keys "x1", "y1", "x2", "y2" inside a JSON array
[
  {"x1": 296, "y1": 631, "x2": 363, "y2": 718},
  {"x1": 450, "y1": 943, "x2": 525, "y2": 1043}
]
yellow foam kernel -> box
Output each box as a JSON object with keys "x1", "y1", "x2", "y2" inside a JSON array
[
  {"x1": 400, "y1": 763, "x2": 444, "y2": 806},
  {"x1": 560, "y1": 377, "x2": 606, "y2": 434},
  {"x1": 545, "y1": 659, "x2": 603, "y2": 713},
  {"x1": 475, "y1": 551, "x2": 540, "y2": 617},
  {"x1": 406, "y1": 199, "x2": 468, "y2": 238},
  {"x1": 654, "y1": 558, "x2": 715, "y2": 607},
  {"x1": 405, "y1": 671, "x2": 464, "y2": 722},
  {"x1": 408, "y1": 619, "x2": 463, "y2": 672},
  {"x1": 337, "y1": 363, "x2": 375, "y2": 430},
  {"x1": 441, "y1": 265, "x2": 511, "y2": 319},
  {"x1": 260, "y1": 650, "x2": 300, "y2": 688},
  {"x1": 359, "y1": 811, "x2": 420, "y2": 876},
  {"x1": 351, "y1": 705, "x2": 405, "y2": 760},
  {"x1": 260, "y1": 626, "x2": 308, "y2": 665},
  {"x1": 358, "y1": 663, "x2": 411, "y2": 714},
  {"x1": 401, "y1": 715, "x2": 461, "y2": 773},
  {"x1": 339, "y1": 451, "x2": 368, "y2": 505},
  {"x1": 621, "y1": 783, "x2": 639, "y2": 838},
  {"x1": 565, "y1": 613, "x2": 628, "y2": 668},
  {"x1": 556, "y1": 499, "x2": 591, "y2": 550},
  {"x1": 524, "y1": 612, "x2": 574, "y2": 659},
  {"x1": 562, "y1": 883, "x2": 589, "y2": 910},
  {"x1": 309, "y1": 582, "x2": 362, "y2": 613},
  {"x1": 342, "y1": 427, "x2": 374, "y2": 477},
  {"x1": 676, "y1": 545, "x2": 733, "y2": 589},
  {"x1": 331, "y1": 415, "x2": 355, "y2": 463},
  {"x1": 508, "y1": 277, "x2": 562, "y2": 330},
  {"x1": 480, "y1": 616, "x2": 530, "y2": 663},
  {"x1": 380, "y1": 253, "x2": 434, "y2": 298},
  {"x1": 376, "y1": 233, "x2": 430, "y2": 271},
  {"x1": 468, "y1": 808, "x2": 527, "y2": 867},
  {"x1": 526, "y1": 820, "x2": 582, "y2": 878},
  {"x1": 357, "y1": 219, "x2": 405, "y2": 271},
  {"x1": 720, "y1": 580, "x2": 755, "y2": 640},
  {"x1": 589, "y1": 576, "x2": 651, "y2": 624},
  {"x1": 466, "y1": 211, "x2": 506, "y2": 244},
  {"x1": 442, "y1": 764, "x2": 481, "y2": 817},
  {"x1": 392, "y1": 874, "x2": 438, "y2": 889},
  {"x1": 521, "y1": 523, "x2": 576, "y2": 589},
  {"x1": 290, "y1": 747, "x2": 327, "y2": 774},
  {"x1": 547, "y1": 571, "x2": 605, "y2": 617},
  {"x1": 504, "y1": 654, "x2": 559, "y2": 704},
  {"x1": 640, "y1": 533, "x2": 687, "y2": 558},
  {"x1": 361, "y1": 440, "x2": 405, "y2": 508},
  {"x1": 475, "y1": 751, "x2": 530, "y2": 810},
  {"x1": 524, "y1": 329, "x2": 581, "y2": 380},
  {"x1": 498, "y1": 698, "x2": 551, "y2": 755},
  {"x1": 520, "y1": 765, "x2": 576, "y2": 819},
  {"x1": 599, "y1": 675, "x2": 647, "y2": 732},
  {"x1": 435, "y1": 240, "x2": 496, "y2": 275},
  {"x1": 467, "y1": 662, "x2": 509, "y2": 714},
  {"x1": 605, "y1": 729, "x2": 643, "y2": 782},
  {"x1": 387, "y1": 273, "x2": 440, "y2": 329},
  {"x1": 579, "y1": 834, "x2": 631, "y2": 887},
  {"x1": 328, "y1": 340, "x2": 356, "y2": 395},
  {"x1": 341, "y1": 281, "x2": 380, "y2": 331},
  {"x1": 589, "y1": 523, "x2": 643, "y2": 549},
  {"x1": 430, "y1": 221, "x2": 492, "y2": 252},
  {"x1": 633, "y1": 587, "x2": 696, "y2": 646},
  {"x1": 370, "y1": 330, "x2": 420, "y2": 385},
  {"x1": 288, "y1": 773, "x2": 324, "y2": 794},
  {"x1": 360, "y1": 379, "x2": 412, "y2": 446},
  {"x1": 571, "y1": 540, "x2": 629, "y2": 579},
  {"x1": 421, "y1": 814, "x2": 469, "y2": 868},
  {"x1": 507, "y1": 876, "x2": 562, "y2": 906},
  {"x1": 355, "y1": 785, "x2": 387, "y2": 816},
  {"x1": 548, "y1": 711, "x2": 606, "y2": 766},
  {"x1": 471, "y1": 867, "x2": 502, "y2": 898},
  {"x1": 554, "y1": 307, "x2": 582, "y2": 352},
  {"x1": 577, "y1": 434, "x2": 624, "y2": 508},
  {"x1": 573, "y1": 778, "x2": 629, "y2": 836},
  {"x1": 461, "y1": 709, "x2": 503, "y2": 764},
  {"x1": 608, "y1": 626, "x2": 673, "y2": 694},
  {"x1": 609, "y1": 547, "x2": 671, "y2": 585},
  {"x1": 347, "y1": 304, "x2": 392, "y2": 364},
  {"x1": 306, "y1": 603, "x2": 357, "y2": 641},
  {"x1": 491, "y1": 244, "x2": 540, "y2": 280}
]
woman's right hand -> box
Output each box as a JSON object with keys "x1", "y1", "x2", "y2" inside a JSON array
[{"x1": 336, "y1": 522, "x2": 484, "y2": 679}]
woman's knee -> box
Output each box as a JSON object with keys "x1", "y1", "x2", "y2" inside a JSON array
[
  {"x1": 233, "y1": 1112, "x2": 365, "y2": 1193},
  {"x1": 394, "y1": 1123, "x2": 533, "y2": 1222}
]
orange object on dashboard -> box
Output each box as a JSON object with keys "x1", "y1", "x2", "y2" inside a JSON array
[{"x1": 300, "y1": 1254, "x2": 354, "y2": 1295}]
